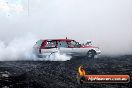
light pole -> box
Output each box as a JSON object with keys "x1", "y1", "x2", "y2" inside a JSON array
[{"x1": 28, "y1": 0, "x2": 29, "y2": 16}]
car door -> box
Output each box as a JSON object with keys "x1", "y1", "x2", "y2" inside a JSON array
[
  {"x1": 72, "y1": 47, "x2": 88, "y2": 56},
  {"x1": 57, "y1": 41, "x2": 73, "y2": 55},
  {"x1": 69, "y1": 41, "x2": 88, "y2": 56},
  {"x1": 41, "y1": 41, "x2": 58, "y2": 54}
]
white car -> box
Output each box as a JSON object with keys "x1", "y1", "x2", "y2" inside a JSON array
[{"x1": 33, "y1": 38, "x2": 101, "y2": 59}]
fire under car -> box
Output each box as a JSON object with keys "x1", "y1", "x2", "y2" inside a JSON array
[{"x1": 33, "y1": 38, "x2": 101, "y2": 59}]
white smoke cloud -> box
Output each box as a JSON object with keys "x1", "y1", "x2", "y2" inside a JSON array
[
  {"x1": 0, "y1": 0, "x2": 132, "y2": 57},
  {"x1": 43, "y1": 51, "x2": 71, "y2": 61},
  {"x1": 0, "y1": 34, "x2": 71, "y2": 61},
  {"x1": 0, "y1": 34, "x2": 37, "y2": 61}
]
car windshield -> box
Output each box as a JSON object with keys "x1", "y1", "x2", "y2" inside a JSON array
[{"x1": 85, "y1": 41, "x2": 92, "y2": 46}]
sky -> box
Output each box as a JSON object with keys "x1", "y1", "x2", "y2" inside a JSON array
[{"x1": 0, "y1": 0, "x2": 132, "y2": 55}]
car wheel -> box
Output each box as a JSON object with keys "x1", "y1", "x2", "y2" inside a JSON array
[{"x1": 86, "y1": 50, "x2": 96, "y2": 59}]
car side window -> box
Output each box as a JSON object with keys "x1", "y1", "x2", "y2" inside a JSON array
[
  {"x1": 68, "y1": 41, "x2": 80, "y2": 47},
  {"x1": 45, "y1": 41, "x2": 56, "y2": 48},
  {"x1": 58, "y1": 41, "x2": 68, "y2": 48},
  {"x1": 68, "y1": 41, "x2": 76, "y2": 47}
]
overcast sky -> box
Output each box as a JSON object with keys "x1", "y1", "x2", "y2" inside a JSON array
[{"x1": 0, "y1": 0, "x2": 132, "y2": 55}]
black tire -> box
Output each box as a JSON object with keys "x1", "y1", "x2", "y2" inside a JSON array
[{"x1": 86, "y1": 50, "x2": 96, "y2": 59}]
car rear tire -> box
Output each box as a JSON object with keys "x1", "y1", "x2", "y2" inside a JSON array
[{"x1": 86, "y1": 50, "x2": 96, "y2": 59}]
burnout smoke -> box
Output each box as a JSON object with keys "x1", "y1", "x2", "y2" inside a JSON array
[
  {"x1": 43, "y1": 51, "x2": 71, "y2": 61},
  {"x1": 0, "y1": 0, "x2": 132, "y2": 56},
  {"x1": 0, "y1": 34, "x2": 71, "y2": 61},
  {"x1": 0, "y1": 34, "x2": 37, "y2": 61}
]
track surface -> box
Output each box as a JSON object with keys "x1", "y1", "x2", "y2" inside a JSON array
[{"x1": 0, "y1": 55, "x2": 132, "y2": 88}]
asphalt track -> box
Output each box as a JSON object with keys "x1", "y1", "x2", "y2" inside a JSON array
[{"x1": 0, "y1": 55, "x2": 132, "y2": 88}]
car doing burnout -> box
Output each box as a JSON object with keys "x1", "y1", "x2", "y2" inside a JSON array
[{"x1": 33, "y1": 38, "x2": 101, "y2": 59}]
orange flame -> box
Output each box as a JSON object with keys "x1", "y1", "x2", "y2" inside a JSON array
[{"x1": 78, "y1": 66, "x2": 86, "y2": 76}]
